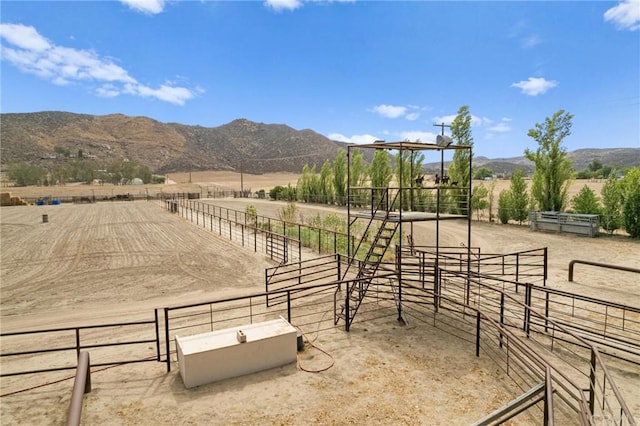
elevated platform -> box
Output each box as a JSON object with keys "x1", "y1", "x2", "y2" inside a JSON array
[{"x1": 352, "y1": 211, "x2": 467, "y2": 222}]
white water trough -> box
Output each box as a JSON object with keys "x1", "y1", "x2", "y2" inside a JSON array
[{"x1": 175, "y1": 317, "x2": 298, "y2": 389}]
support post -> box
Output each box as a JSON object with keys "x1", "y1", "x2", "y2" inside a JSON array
[
  {"x1": 67, "y1": 351, "x2": 91, "y2": 426},
  {"x1": 476, "y1": 310, "x2": 481, "y2": 357},
  {"x1": 589, "y1": 348, "x2": 596, "y2": 417}
]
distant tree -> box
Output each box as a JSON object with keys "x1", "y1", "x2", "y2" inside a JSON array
[
  {"x1": 525, "y1": 109, "x2": 574, "y2": 212},
  {"x1": 621, "y1": 168, "x2": 640, "y2": 238},
  {"x1": 333, "y1": 149, "x2": 347, "y2": 206},
  {"x1": 575, "y1": 169, "x2": 593, "y2": 180},
  {"x1": 473, "y1": 167, "x2": 493, "y2": 180},
  {"x1": 369, "y1": 149, "x2": 392, "y2": 207},
  {"x1": 50, "y1": 164, "x2": 70, "y2": 186},
  {"x1": 571, "y1": 185, "x2": 601, "y2": 215},
  {"x1": 448, "y1": 105, "x2": 473, "y2": 214},
  {"x1": 497, "y1": 190, "x2": 511, "y2": 224},
  {"x1": 600, "y1": 173, "x2": 623, "y2": 234},
  {"x1": 600, "y1": 165, "x2": 613, "y2": 179},
  {"x1": 487, "y1": 180, "x2": 496, "y2": 222},
  {"x1": 510, "y1": 169, "x2": 529, "y2": 224},
  {"x1": 349, "y1": 148, "x2": 368, "y2": 207},
  {"x1": 297, "y1": 164, "x2": 320, "y2": 203},
  {"x1": 394, "y1": 145, "x2": 424, "y2": 210},
  {"x1": 588, "y1": 159, "x2": 603, "y2": 173},
  {"x1": 54, "y1": 146, "x2": 71, "y2": 158},
  {"x1": 269, "y1": 185, "x2": 284, "y2": 200},
  {"x1": 151, "y1": 175, "x2": 166, "y2": 184},
  {"x1": 138, "y1": 164, "x2": 153, "y2": 183},
  {"x1": 8, "y1": 161, "x2": 45, "y2": 186},
  {"x1": 319, "y1": 160, "x2": 334, "y2": 204},
  {"x1": 77, "y1": 149, "x2": 84, "y2": 159},
  {"x1": 471, "y1": 183, "x2": 489, "y2": 221}
]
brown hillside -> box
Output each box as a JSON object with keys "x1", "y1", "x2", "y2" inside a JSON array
[
  {"x1": 1, "y1": 111, "x2": 638, "y2": 175},
  {"x1": 0, "y1": 112, "x2": 342, "y2": 174}
]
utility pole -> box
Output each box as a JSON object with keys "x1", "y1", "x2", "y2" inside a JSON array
[
  {"x1": 433, "y1": 122, "x2": 451, "y2": 136},
  {"x1": 240, "y1": 159, "x2": 244, "y2": 197}
]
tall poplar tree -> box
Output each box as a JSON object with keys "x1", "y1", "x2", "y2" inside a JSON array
[
  {"x1": 525, "y1": 110, "x2": 574, "y2": 212},
  {"x1": 448, "y1": 105, "x2": 473, "y2": 214},
  {"x1": 333, "y1": 149, "x2": 347, "y2": 206}
]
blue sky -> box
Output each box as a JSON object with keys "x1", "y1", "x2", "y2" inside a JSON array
[{"x1": 1, "y1": 0, "x2": 639, "y2": 160}]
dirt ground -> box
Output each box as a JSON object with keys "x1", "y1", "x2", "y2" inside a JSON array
[{"x1": 1, "y1": 173, "x2": 638, "y2": 425}]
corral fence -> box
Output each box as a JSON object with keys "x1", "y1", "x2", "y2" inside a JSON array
[
  {"x1": 0, "y1": 317, "x2": 161, "y2": 379},
  {"x1": 161, "y1": 199, "x2": 357, "y2": 263},
  {"x1": 264, "y1": 248, "x2": 638, "y2": 424},
  {"x1": 2, "y1": 270, "x2": 637, "y2": 424},
  {"x1": 21, "y1": 191, "x2": 203, "y2": 206}
]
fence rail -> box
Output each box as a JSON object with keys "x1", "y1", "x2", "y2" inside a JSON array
[{"x1": 0, "y1": 317, "x2": 159, "y2": 378}]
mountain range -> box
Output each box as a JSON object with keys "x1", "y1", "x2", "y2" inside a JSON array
[{"x1": 1, "y1": 111, "x2": 638, "y2": 175}]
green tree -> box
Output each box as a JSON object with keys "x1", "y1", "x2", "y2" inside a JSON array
[
  {"x1": 525, "y1": 109, "x2": 574, "y2": 212},
  {"x1": 471, "y1": 183, "x2": 489, "y2": 221},
  {"x1": 369, "y1": 149, "x2": 392, "y2": 207},
  {"x1": 497, "y1": 190, "x2": 511, "y2": 224},
  {"x1": 50, "y1": 164, "x2": 70, "y2": 186},
  {"x1": 621, "y1": 168, "x2": 640, "y2": 238},
  {"x1": 588, "y1": 159, "x2": 603, "y2": 173},
  {"x1": 487, "y1": 180, "x2": 496, "y2": 222},
  {"x1": 510, "y1": 169, "x2": 529, "y2": 224},
  {"x1": 349, "y1": 148, "x2": 368, "y2": 207},
  {"x1": 8, "y1": 161, "x2": 45, "y2": 186},
  {"x1": 600, "y1": 174, "x2": 623, "y2": 234},
  {"x1": 394, "y1": 145, "x2": 424, "y2": 210},
  {"x1": 319, "y1": 160, "x2": 334, "y2": 204},
  {"x1": 333, "y1": 149, "x2": 347, "y2": 206},
  {"x1": 571, "y1": 185, "x2": 601, "y2": 215},
  {"x1": 297, "y1": 164, "x2": 320, "y2": 203},
  {"x1": 54, "y1": 146, "x2": 71, "y2": 158},
  {"x1": 448, "y1": 105, "x2": 473, "y2": 214},
  {"x1": 473, "y1": 167, "x2": 494, "y2": 180}
]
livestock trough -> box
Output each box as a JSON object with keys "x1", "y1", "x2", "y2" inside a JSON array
[{"x1": 529, "y1": 211, "x2": 600, "y2": 237}]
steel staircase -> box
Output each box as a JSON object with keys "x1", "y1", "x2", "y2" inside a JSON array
[{"x1": 335, "y1": 189, "x2": 400, "y2": 330}]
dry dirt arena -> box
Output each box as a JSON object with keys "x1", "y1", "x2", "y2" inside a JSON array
[{"x1": 1, "y1": 174, "x2": 639, "y2": 425}]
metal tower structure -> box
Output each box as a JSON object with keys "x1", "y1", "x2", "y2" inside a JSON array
[{"x1": 336, "y1": 140, "x2": 473, "y2": 330}]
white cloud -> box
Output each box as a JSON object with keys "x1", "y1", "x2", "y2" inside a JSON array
[
  {"x1": 399, "y1": 131, "x2": 438, "y2": 143},
  {"x1": 119, "y1": 0, "x2": 166, "y2": 15},
  {"x1": 371, "y1": 104, "x2": 428, "y2": 121},
  {"x1": 0, "y1": 23, "x2": 199, "y2": 105},
  {"x1": 604, "y1": 0, "x2": 640, "y2": 31},
  {"x1": 0, "y1": 23, "x2": 51, "y2": 51},
  {"x1": 488, "y1": 121, "x2": 511, "y2": 133},
  {"x1": 372, "y1": 104, "x2": 407, "y2": 119},
  {"x1": 432, "y1": 114, "x2": 488, "y2": 127},
  {"x1": 511, "y1": 77, "x2": 558, "y2": 96},
  {"x1": 522, "y1": 35, "x2": 541, "y2": 48},
  {"x1": 264, "y1": 0, "x2": 303, "y2": 11},
  {"x1": 327, "y1": 133, "x2": 380, "y2": 144},
  {"x1": 432, "y1": 114, "x2": 457, "y2": 125},
  {"x1": 96, "y1": 84, "x2": 120, "y2": 98}
]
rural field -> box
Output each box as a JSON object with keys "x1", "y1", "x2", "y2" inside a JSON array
[
  {"x1": 1, "y1": 172, "x2": 638, "y2": 425},
  {"x1": 2, "y1": 170, "x2": 607, "y2": 203}
]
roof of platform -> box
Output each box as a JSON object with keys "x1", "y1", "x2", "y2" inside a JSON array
[{"x1": 351, "y1": 141, "x2": 471, "y2": 151}]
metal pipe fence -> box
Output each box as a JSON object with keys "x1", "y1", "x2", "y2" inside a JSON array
[{"x1": 0, "y1": 318, "x2": 159, "y2": 378}]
